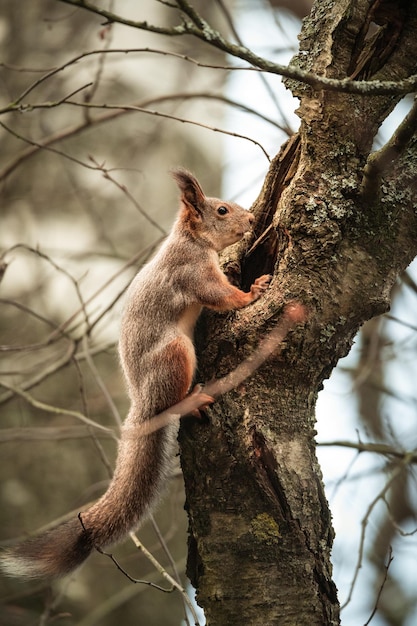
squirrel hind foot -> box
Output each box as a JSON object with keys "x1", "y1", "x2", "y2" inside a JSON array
[{"x1": 185, "y1": 384, "x2": 214, "y2": 419}]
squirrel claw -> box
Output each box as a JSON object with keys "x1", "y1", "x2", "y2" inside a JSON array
[
  {"x1": 189, "y1": 384, "x2": 214, "y2": 417},
  {"x1": 255, "y1": 274, "x2": 272, "y2": 288}
]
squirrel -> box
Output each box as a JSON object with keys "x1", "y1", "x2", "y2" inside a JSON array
[{"x1": 0, "y1": 168, "x2": 271, "y2": 579}]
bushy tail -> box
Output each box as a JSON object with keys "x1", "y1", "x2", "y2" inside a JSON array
[
  {"x1": 0, "y1": 417, "x2": 177, "y2": 579},
  {"x1": 0, "y1": 517, "x2": 95, "y2": 579}
]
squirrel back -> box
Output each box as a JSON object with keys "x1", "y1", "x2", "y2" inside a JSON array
[{"x1": 0, "y1": 169, "x2": 271, "y2": 579}]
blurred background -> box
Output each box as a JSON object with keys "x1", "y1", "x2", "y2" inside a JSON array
[{"x1": 0, "y1": 1, "x2": 416, "y2": 625}]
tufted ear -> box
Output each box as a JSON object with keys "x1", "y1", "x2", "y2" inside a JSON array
[{"x1": 171, "y1": 168, "x2": 206, "y2": 215}]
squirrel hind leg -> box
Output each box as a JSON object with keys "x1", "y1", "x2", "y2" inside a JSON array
[{"x1": 155, "y1": 336, "x2": 196, "y2": 410}]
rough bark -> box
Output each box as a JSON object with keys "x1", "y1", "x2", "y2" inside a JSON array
[{"x1": 179, "y1": 1, "x2": 417, "y2": 624}]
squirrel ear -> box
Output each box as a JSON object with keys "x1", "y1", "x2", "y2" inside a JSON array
[{"x1": 171, "y1": 168, "x2": 205, "y2": 214}]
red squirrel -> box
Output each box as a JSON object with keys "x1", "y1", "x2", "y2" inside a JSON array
[{"x1": 1, "y1": 169, "x2": 271, "y2": 579}]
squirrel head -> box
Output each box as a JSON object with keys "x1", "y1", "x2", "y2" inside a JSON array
[{"x1": 171, "y1": 168, "x2": 254, "y2": 251}]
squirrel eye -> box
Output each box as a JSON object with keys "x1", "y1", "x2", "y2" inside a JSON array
[{"x1": 217, "y1": 206, "x2": 228, "y2": 215}]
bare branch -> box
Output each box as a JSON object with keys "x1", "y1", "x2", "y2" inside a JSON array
[
  {"x1": 0, "y1": 94, "x2": 276, "y2": 184},
  {"x1": 317, "y1": 439, "x2": 417, "y2": 464},
  {"x1": 128, "y1": 531, "x2": 201, "y2": 626},
  {"x1": 363, "y1": 546, "x2": 394, "y2": 626},
  {"x1": 0, "y1": 298, "x2": 70, "y2": 352},
  {"x1": 63, "y1": 100, "x2": 272, "y2": 161},
  {"x1": 78, "y1": 507, "x2": 202, "y2": 626},
  {"x1": 88, "y1": 157, "x2": 167, "y2": 236},
  {"x1": 363, "y1": 96, "x2": 417, "y2": 195},
  {"x1": 1, "y1": 91, "x2": 274, "y2": 176},
  {"x1": 0, "y1": 426, "x2": 114, "y2": 443},
  {"x1": 55, "y1": 0, "x2": 417, "y2": 95},
  {"x1": 0, "y1": 242, "x2": 162, "y2": 405},
  {"x1": 0, "y1": 340, "x2": 79, "y2": 405},
  {"x1": 77, "y1": 513, "x2": 175, "y2": 591},
  {"x1": 0, "y1": 380, "x2": 116, "y2": 436},
  {"x1": 341, "y1": 455, "x2": 414, "y2": 610},
  {"x1": 0, "y1": 121, "x2": 108, "y2": 172},
  {"x1": 82, "y1": 335, "x2": 122, "y2": 430}
]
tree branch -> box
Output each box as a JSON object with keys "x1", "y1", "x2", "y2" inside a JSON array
[
  {"x1": 362, "y1": 96, "x2": 417, "y2": 195},
  {"x1": 56, "y1": 0, "x2": 417, "y2": 95},
  {"x1": 0, "y1": 90, "x2": 281, "y2": 182},
  {"x1": 318, "y1": 439, "x2": 417, "y2": 464},
  {"x1": 0, "y1": 380, "x2": 116, "y2": 436},
  {"x1": 341, "y1": 456, "x2": 412, "y2": 609}
]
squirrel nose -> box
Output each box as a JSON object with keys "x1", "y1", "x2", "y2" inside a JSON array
[{"x1": 248, "y1": 213, "x2": 254, "y2": 224}]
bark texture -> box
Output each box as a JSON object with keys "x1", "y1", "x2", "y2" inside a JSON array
[{"x1": 180, "y1": 1, "x2": 417, "y2": 624}]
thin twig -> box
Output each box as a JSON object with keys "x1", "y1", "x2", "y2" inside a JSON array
[
  {"x1": 64, "y1": 100, "x2": 271, "y2": 161},
  {"x1": 317, "y1": 440, "x2": 417, "y2": 464},
  {"x1": 55, "y1": 0, "x2": 417, "y2": 96},
  {"x1": 0, "y1": 91, "x2": 280, "y2": 182},
  {"x1": 0, "y1": 241, "x2": 162, "y2": 405},
  {"x1": 78, "y1": 509, "x2": 200, "y2": 625},
  {"x1": 341, "y1": 455, "x2": 413, "y2": 610},
  {"x1": 0, "y1": 426, "x2": 114, "y2": 443},
  {"x1": 149, "y1": 514, "x2": 192, "y2": 626},
  {"x1": 363, "y1": 546, "x2": 394, "y2": 626},
  {"x1": 0, "y1": 380, "x2": 116, "y2": 437},
  {"x1": 76, "y1": 513, "x2": 175, "y2": 592},
  {"x1": 89, "y1": 156, "x2": 167, "y2": 236},
  {"x1": 128, "y1": 532, "x2": 201, "y2": 625},
  {"x1": 82, "y1": 334, "x2": 122, "y2": 429}
]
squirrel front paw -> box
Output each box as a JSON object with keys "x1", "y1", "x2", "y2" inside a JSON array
[{"x1": 250, "y1": 274, "x2": 272, "y2": 299}]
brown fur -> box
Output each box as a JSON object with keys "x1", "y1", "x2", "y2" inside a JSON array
[{"x1": 0, "y1": 169, "x2": 271, "y2": 579}]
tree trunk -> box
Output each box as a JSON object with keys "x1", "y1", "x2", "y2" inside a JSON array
[{"x1": 179, "y1": 1, "x2": 417, "y2": 624}]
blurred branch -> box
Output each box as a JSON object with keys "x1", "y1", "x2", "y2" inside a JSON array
[
  {"x1": 0, "y1": 240, "x2": 162, "y2": 403},
  {"x1": 0, "y1": 62, "x2": 57, "y2": 73},
  {"x1": 128, "y1": 531, "x2": 201, "y2": 626},
  {"x1": 62, "y1": 100, "x2": 272, "y2": 161},
  {"x1": 362, "y1": 97, "x2": 417, "y2": 196},
  {"x1": 341, "y1": 454, "x2": 414, "y2": 609},
  {"x1": 3, "y1": 244, "x2": 91, "y2": 328},
  {"x1": 0, "y1": 298, "x2": 71, "y2": 352},
  {"x1": 0, "y1": 426, "x2": 114, "y2": 442},
  {"x1": 318, "y1": 439, "x2": 417, "y2": 464},
  {"x1": 82, "y1": 334, "x2": 122, "y2": 429},
  {"x1": 0, "y1": 91, "x2": 276, "y2": 182},
  {"x1": 77, "y1": 509, "x2": 201, "y2": 625},
  {"x1": 88, "y1": 157, "x2": 166, "y2": 236},
  {"x1": 363, "y1": 546, "x2": 393, "y2": 626},
  {"x1": 75, "y1": 557, "x2": 187, "y2": 626},
  {"x1": 385, "y1": 313, "x2": 417, "y2": 332},
  {"x1": 401, "y1": 269, "x2": 417, "y2": 295},
  {"x1": 0, "y1": 380, "x2": 116, "y2": 436},
  {"x1": 149, "y1": 513, "x2": 186, "y2": 610},
  {"x1": 56, "y1": 0, "x2": 417, "y2": 95},
  {"x1": 0, "y1": 340, "x2": 79, "y2": 405},
  {"x1": 214, "y1": 0, "x2": 293, "y2": 134},
  {"x1": 337, "y1": 365, "x2": 417, "y2": 407},
  {"x1": 0, "y1": 120, "x2": 112, "y2": 173}
]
